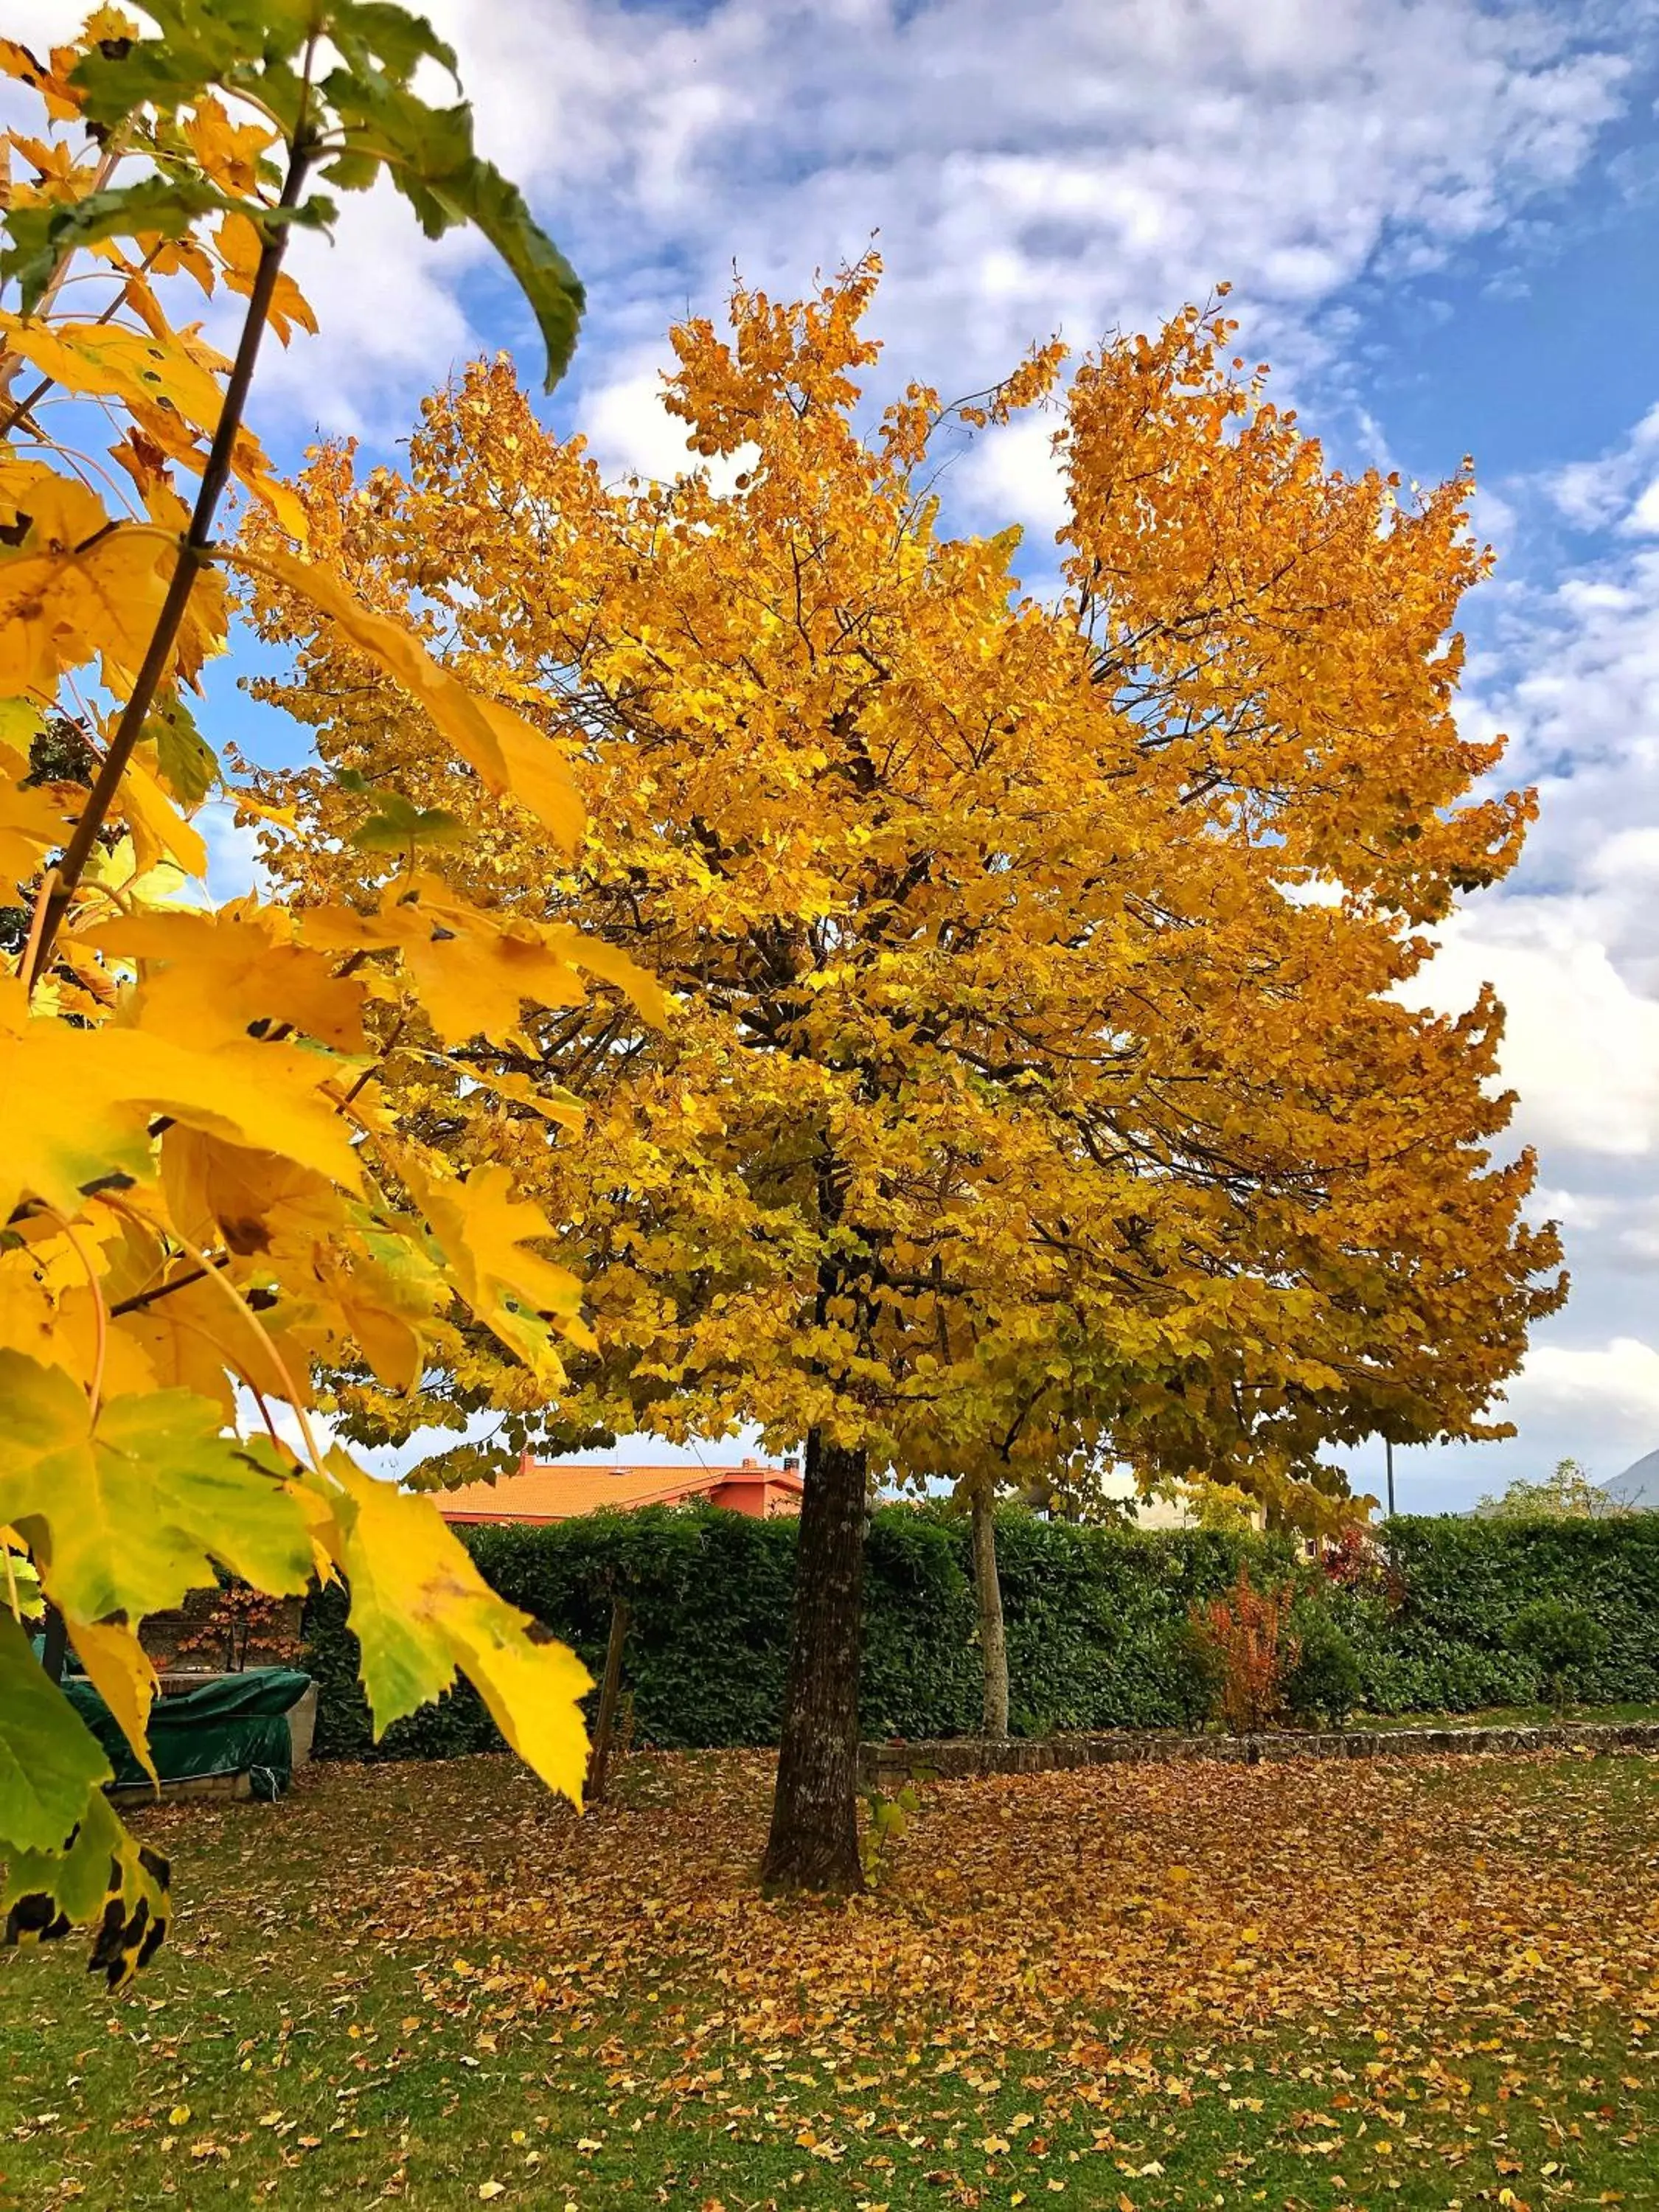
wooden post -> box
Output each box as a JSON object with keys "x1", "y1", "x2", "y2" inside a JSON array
[
  {"x1": 585, "y1": 1594, "x2": 630, "y2": 1806},
  {"x1": 970, "y1": 1479, "x2": 1009, "y2": 1740}
]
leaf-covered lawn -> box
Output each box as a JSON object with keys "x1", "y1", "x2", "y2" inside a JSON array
[{"x1": 3, "y1": 1747, "x2": 1657, "y2": 2210}]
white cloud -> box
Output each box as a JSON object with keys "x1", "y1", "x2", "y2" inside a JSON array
[
  {"x1": 1543, "y1": 400, "x2": 1659, "y2": 530},
  {"x1": 579, "y1": 353, "x2": 759, "y2": 490},
  {"x1": 198, "y1": 800, "x2": 267, "y2": 905},
  {"x1": 1627, "y1": 476, "x2": 1659, "y2": 535},
  {"x1": 1408, "y1": 902, "x2": 1659, "y2": 1157},
  {"x1": 953, "y1": 411, "x2": 1071, "y2": 547},
  {"x1": 1335, "y1": 1332, "x2": 1659, "y2": 1509},
  {"x1": 1528, "y1": 1186, "x2": 1615, "y2": 1231},
  {"x1": 1500, "y1": 1337, "x2": 1659, "y2": 1461},
  {"x1": 1613, "y1": 1196, "x2": 1659, "y2": 1265}
]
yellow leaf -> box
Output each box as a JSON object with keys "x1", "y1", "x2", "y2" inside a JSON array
[
  {"x1": 298, "y1": 883, "x2": 586, "y2": 1048},
  {"x1": 296, "y1": 876, "x2": 658, "y2": 1046},
  {"x1": 398, "y1": 1155, "x2": 588, "y2": 1384},
  {"x1": 0, "y1": 318, "x2": 226, "y2": 437},
  {"x1": 475, "y1": 695, "x2": 585, "y2": 852},
  {"x1": 86, "y1": 903, "x2": 368, "y2": 1053},
  {"x1": 240, "y1": 546, "x2": 583, "y2": 847},
  {"x1": 215, "y1": 212, "x2": 316, "y2": 347},
  {"x1": 111, "y1": 1259, "x2": 302, "y2": 1416},
  {"x1": 0, "y1": 773, "x2": 72, "y2": 902},
  {"x1": 67, "y1": 1618, "x2": 159, "y2": 1785},
  {"x1": 0, "y1": 525, "x2": 173, "y2": 697},
  {"x1": 0, "y1": 1354, "x2": 315, "y2": 1625},
  {"x1": 0, "y1": 696, "x2": 43, "y2": 760},
  {"x1": 0, "y1": 977, "x2": 158, "y2": 1221},
  {"x1": 232, "y1": 442, "x2": 313, "y2": 545},
  {"x1": 0, "y1": 977, "x2": 363, "y2": 1225},
  {"x1": 188, "y1": 104, "x2": 275, "y2": 200},
  {"x1": 538, "y1": 922, "x2": 667, "y2": 1026},
  {"x1": 0, "y1": 35, "x2": 82, "y2": 119},
  {"x1": 159, "y1": 1127, "x2": 347, "y2": 1259},
  {"x1": 454, "y1": 1060, "x2": 585, "y2": 1130},
  {"x1": 114, "y1": 750, "x2": 208, "y2": 880},
  {"x1": 316, "y1": 1454, "x2": 591, "y2": 1801}
]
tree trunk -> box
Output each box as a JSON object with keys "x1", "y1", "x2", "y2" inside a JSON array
[
  {"x1": 762, "y1": 1426, "x2": 869, "y2": 1893},
  {"x1": 970, "y1": 1480, "x2": 1009, "y2": 1740},
  {"x1": 40, "y1": 1602, "x2": 67, "y2": 1686},
  {"x1": 585, "y1": 1594, "x2": 630, "y2": 1806}
]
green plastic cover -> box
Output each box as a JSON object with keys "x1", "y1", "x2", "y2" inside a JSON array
[{"x1": 64, "y1": 1667, "x2": 314, "y2": 1802}]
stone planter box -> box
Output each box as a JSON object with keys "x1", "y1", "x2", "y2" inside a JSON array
[
  {"x1": 105, "y1": 1677, "x2": 319, "y2": 1809},
  {"x1": 858, "y1": 1716, "x2": 1659, "y2": 1790}
]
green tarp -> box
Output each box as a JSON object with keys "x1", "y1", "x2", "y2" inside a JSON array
[{"x1": 63, "y1": 1667, "x2": 313, "y2": 1802}]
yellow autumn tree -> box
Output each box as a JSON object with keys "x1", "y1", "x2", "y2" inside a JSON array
[
  {"x1": 0, "y1": 4, "x2": 659, "y2": 1979},
  {"x1": 244, "y1": 264, "x2": 1562, "y2": 1891}
]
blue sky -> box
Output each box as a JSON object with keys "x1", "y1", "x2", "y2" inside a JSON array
[{"x1": 18, "y1": 0, "x2": 1659, "y2": 1509}]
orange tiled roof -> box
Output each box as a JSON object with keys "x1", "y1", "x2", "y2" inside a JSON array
[{"x1": 436, "y1": 1460, "x2": 800, "y2": 1523}]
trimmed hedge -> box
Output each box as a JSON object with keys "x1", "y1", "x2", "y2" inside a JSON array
[
  {"x1": 1338, "y1": 1514, "x2": 1659, "y2": 1714},
  {"x1": 301, "y1": 1506, "x2": 1659, "y2": 1761}
]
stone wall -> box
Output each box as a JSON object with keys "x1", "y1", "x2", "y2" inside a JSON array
[{"x1": 858, "y1": 1717, "x2": 1659, "y2": 1790}]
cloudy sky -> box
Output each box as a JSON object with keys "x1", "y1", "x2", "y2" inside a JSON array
[{"x1": 20, "y1": 0, "x2": 1659, "y2": 1509}]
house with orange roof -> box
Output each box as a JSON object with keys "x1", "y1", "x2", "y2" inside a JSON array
[{"x1": 437, "y1": 1453, "x2": 804, "y2": 1526}]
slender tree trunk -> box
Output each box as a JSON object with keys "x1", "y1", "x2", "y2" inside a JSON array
[
  {"x1": 762, "y1": 1426, "x2": 869, "y2": 1893},
  {"x1": 970, "y1": 1481, "x2": 1009, "y2": 1740},
  {"x1": 585, "y1": 1594, "x2": 630, "y2": 1806}
]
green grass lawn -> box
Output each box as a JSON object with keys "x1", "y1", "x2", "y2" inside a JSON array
[{"x1": 4, "y1": 1745, "x2": 1657, "y2": 2211}]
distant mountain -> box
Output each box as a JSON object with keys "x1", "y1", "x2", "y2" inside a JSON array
[{"x1": 1604, "y1": 1447, "x2": 1659, "y2": 1511}]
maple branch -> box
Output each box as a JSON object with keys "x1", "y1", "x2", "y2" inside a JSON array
[
  {"x1": 24, "y1": 131, "x2": 317, "y2": 987},
  {"x1": 108, "y1": 1257, "x2": 228, "y2": 1318}
]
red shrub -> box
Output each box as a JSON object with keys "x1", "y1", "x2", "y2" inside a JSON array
[{"x1": 1192, "y1": 1564, "x2": 1300, "y2": 1735}]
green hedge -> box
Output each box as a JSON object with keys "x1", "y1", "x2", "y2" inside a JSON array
[
  {"x1": 1334, "y1": 1514, "x2": 1659, "y2": 1714},
  {"x1": 300, "y1": 1506, "x2": 1659, "y2": 1761}
]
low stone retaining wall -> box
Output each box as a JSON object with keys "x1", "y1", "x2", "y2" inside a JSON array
[{"x1": 858, "y1": 1717, "x2": 1659, "y2": 1790}]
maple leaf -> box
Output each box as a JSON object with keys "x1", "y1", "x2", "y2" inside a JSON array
[
  {"x1": 0, "y1": 1606, "x2": 111, "y2": 1854},
  {"x1": 240, "y1": 546, "x2": 585, "y2": 849},
  {"x1": 296, "y1": 878, "x2": 588, "y2": 1048},
  {"x1": 0, "y1": 774, "x2": 72, "y2": 902},
  {"x1": 0, "y1": 1352, "x2": 316, "y2": 1623},
  {"x1": 109, "y1": 746, "x2": 208, "y2": 878},
  {"x1": 66, "y1": 1616, "x2": 159, "y2": 1784},
  {"x1": 400, "y1": 1155, "x2": 590, "y2": 1385},
  {"x1": 85, "y1": 904, "x2": 369, "y2": 1052},
  {"x1": 0, "y1": 314, "x2": 227, "y2": 436},
  {"x1": 0, "y1": 1780, "x2": 170, "y2": 1987},
  {"x1": 0, "y1": 524, "x2": 173, "y2": 696},
  {"x1": 313, "y1": 1453, "x2": 592, "y2": 1802},
  {"x1": 0, "y1": 976, "x2": 364, "y2": 1222}
]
